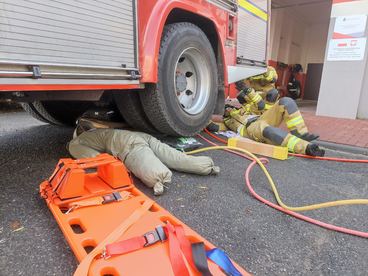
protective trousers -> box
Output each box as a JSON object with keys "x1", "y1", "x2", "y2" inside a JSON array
[
  {"x1": 68, "y1": 129, "x2": 219, "y2": 195},
  {"x1": 224, "y1": 98, "x2": 310, "y2": 154}
]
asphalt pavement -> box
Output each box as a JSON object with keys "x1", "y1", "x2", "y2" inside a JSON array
[{"x1": 0, "y1": 110, "x2": 367, "y2": 276}]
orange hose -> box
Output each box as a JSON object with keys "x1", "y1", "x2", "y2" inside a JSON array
[
  {"x1": 204, "y1": 128, "x2": 228, "y2": 144},
  {"x1": 288, "y1": 153, "x2": 368, "y2": 163},
  {"x1": 203, "y1": 129, "x2": 368, "y2": 163}
]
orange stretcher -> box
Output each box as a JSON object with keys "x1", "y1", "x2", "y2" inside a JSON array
[{"x1": 40, "y1": 154, "x2": 249, "y2": 276}]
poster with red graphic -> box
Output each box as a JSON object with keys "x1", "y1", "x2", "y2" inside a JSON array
[{"x1": 327, "y1": 15, "x2": 367, "y2": 61}]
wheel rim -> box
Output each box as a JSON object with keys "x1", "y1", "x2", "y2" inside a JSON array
[{"x1": 174, "y1": 47, "x2": 211, "y2": 115}]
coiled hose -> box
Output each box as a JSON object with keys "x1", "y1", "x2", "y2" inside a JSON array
[
  {"x1": 188, "y1": 145, "x2": 368, "y2": 212},
  {"x1": 186, "y1": 133, "x2": 368, "y2": 238}
]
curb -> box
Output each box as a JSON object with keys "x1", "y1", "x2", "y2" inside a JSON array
[{"x1": 316, "y1": 140, "x2": 368, "y2": 156}]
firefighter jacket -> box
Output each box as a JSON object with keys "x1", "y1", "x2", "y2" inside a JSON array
[
  {"x1": 246, "y1": 66, "x2": 278, "y2": 94},
  {"x1": 225, "y1": 88, "x2": 268, "y2": 127}
]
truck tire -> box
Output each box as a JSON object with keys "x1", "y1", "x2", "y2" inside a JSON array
[
  {"x1": 20, "y1": 102, "x2": 53, "y2": 124},
  {"x1": 114, "y1": 91, "x2": 157, "y2": 133},
  {"x1": 140, "y1": 22, "x2": 218, "y2": 136},
  {"x1": 21, "y1": 101, "x2": 91, "y2": 126}
]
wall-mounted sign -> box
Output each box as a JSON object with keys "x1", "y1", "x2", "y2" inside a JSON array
[
  {"x1": 327, "y1": 38, "x2": 367, "y2": 61},
  {"x1": 327, "y1": 15, "x2": 367, "y2": 61},
  {"x1": 333, "y1": 15, "x2": 367, "y2": 39}
]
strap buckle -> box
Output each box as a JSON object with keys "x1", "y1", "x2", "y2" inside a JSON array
[
  {"x1": 102, "y1": 192, "x2": 122, "y2": 204},
  {"x1": 101, "y1": 250, "x2": 111, "y2": 260},
  {"x1": 65, "y1": 205, "x2": 78, "y2": 215},
  {"x1": 144, "y1": 226, "x2": 167, "y2": 247}
]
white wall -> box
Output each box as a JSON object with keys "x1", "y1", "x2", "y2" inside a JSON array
[
  {"x1": 317, "y1": 0, "x2": 368, "y2": 120},
  {"x1": 270, "y1": 8, "x2": 329, "y2": 71},
  {"x1": 272, "y1": 9, "x2": 307, "y2": 65},
  {"x1": 357, "y1": 61, "x2": 368, "y2": 119},
  {"x1": 269, "y1": 9, "x2": 283, "y2": 60},
  {"x1": 301, "y1": 23, "x2": 330, "y2": 69}
]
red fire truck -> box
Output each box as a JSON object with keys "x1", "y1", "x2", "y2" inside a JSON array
[{"x1": 0, "y1": 0, "x2": 269, "y2": 136}]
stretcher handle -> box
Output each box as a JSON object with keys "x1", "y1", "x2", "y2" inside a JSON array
[
  {"x1": 74, "y1": 154, "x2": 114, "y2": 164},
  {"x1": 49, "y1": 155, "x2": 114, "y2": 182},
  {"x1": 78, "y1": 159, "x2": 117, "y2": 169}
]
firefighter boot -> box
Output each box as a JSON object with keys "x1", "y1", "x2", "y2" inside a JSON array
[{"x1": 306, "y1": 144, "x2": 325, "y2": 157}]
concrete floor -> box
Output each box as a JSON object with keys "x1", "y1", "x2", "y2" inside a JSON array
[{"x1": 0, "y1": 111, "x2": 367, "y2": 276}]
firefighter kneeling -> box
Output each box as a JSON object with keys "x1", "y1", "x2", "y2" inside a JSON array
[{"x1": 210, "y1": 82, "x2": 325, "y2": 157}]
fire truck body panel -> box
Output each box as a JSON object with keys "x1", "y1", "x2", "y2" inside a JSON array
[
  {"x1": 0, "y1": 0, "x2": 140, "y2": 90},
  {"x1": 138, "y1": 0, "x2": 233, "y2": 84},
  {"x1": 0, "y1": 0, "x2": 138, "y2": 68},
  {"x1": 0, "y1": 0, "x2": 268, "y2": 89},
  {"x1": 228, "y1": 0, "x2": 270, "y2": 83},
  {"x1": 135, "y1": 0, "x2": 270, "y2": 84},
  {"x1": 237, "y1": 0, "x2": 269, "y2": 65},
  {"x1": 0, "y1": 0, "x2": 270, "y2": 135}
]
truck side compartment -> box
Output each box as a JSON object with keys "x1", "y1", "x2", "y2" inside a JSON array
[
  {"x1": 237, "y1": 0, "x2": 269, "y2": 66},
  {"x1": 0, "y1": 0, "x2": 140, "y2": 87}
]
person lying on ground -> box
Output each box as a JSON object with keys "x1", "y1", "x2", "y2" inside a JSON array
[
  {"x1": 208, "y1": 82, "x2": 325, "y2": 157},
  {"x1": 68, "y1": 119, "x2": 220, "y2": 196}
]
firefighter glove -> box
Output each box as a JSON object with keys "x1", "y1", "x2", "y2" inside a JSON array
[{"x1": 237, "y1": 87, "x2": 252, "y2": 105}]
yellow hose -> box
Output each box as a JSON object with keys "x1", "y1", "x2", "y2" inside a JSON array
[{"x1": 187, "y1": 146, "x2": 368, "y2": 212}]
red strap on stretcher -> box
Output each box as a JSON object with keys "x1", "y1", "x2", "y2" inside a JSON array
[
  {"x1": 166, "y1": 223, "x2": 191, "y2": 276},
  {"x1": 104, "y1": 223, "x2": 198, "y2": 276},
  {"x1": 73, "y1": 200, "x2": 154, "y2": 276},
  {"x1": 105, "y1": 236, "x2": 146, "y2": 257}
]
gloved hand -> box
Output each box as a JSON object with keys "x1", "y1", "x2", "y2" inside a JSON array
[{"x1": 236, "y1": 87, "x2": 252, "y2": 105}]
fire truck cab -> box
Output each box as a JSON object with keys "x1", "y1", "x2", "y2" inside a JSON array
[{"x1": 0, "y1": 0, "x2": 270, "y2": 136}]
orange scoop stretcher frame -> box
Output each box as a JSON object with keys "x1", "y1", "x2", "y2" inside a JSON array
[{"x1": 40, "y1": 154, "x2": 249, "y2": 276}]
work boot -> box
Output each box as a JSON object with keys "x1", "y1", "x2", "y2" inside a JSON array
[
  {"x1": 291, "y1": 130, "x2": 320, "y2": 142},
  {"x1": 306, "y1": 144, "x2": 325, "y2": 157}
]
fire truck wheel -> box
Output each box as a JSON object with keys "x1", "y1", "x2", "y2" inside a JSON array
[
  {"x1": 114, "y1": 91, "x2": 157, "y2": 133},
  {"x1": 140, "y1": 22, "x2": 218, "y2": 136},
  {"x1": 20, "y1": 102, "x2": 55, "y2": 125},
  {"x1": 21, "y1": 101, "x2": 92, "y2": 126}
]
